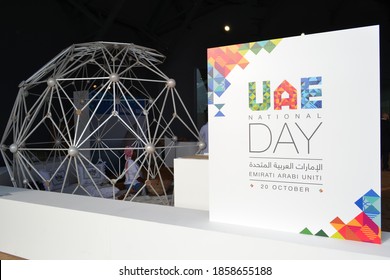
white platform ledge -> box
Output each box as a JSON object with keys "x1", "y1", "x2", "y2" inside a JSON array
[{"x1": 0, "y1": 185, "x2": 389, "y2": 260}]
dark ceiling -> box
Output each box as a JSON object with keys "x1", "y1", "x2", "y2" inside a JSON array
[
  {"x1": 10, "y1": 0, "x2": 388, "y2": 50},
  {"x1": 1, "y1": 0, "x2": 389, "y2": 118},
  {"x1": 3, "y1": 0, "x2": 389, "y2": 72}
]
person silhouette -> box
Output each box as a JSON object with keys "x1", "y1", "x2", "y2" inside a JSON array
[
  {"x1": 199, "y1": 121, "x2": 208, "y2": 154},
  {"x1": 123, "y1": 146, "x2": 146, "y2": 194}
]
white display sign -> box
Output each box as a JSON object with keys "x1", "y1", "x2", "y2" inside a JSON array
[{"x1": 207, "y1": 26, "x2": 381, "y2": 244}]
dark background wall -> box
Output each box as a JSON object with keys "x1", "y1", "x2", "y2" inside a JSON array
[{"x1": 1, "y1": 0, "x2": 389, "y2": 165}]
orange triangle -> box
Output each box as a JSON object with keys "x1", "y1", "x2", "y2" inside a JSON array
[
  {"x1": 227, "y1": 45, "x2": 240, "y2": 53},
  {"x1": 331, "y1": 223, "x2": 345, "y2": 231},
  {"x1": 347, "y1": 218, "x2": 363, "y2": 227},
  {"x1": 330, "y1": 217, "x2": 345, "y2": 226}
]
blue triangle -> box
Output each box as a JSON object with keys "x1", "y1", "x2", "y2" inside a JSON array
[
  {"x1": 208, "y1": 66, "x2": 213, "y2": 76},
  {"x1": 214, "y1": 76, "x2": 225, "y2": 84},
  {"x1": 224, "y1": 79, "x2": 231, "y2": 89},
  {"x1": 208, "y1": 81, "x2": 214, "y2": 91},
  {"x1": 258, "y1": 40, "x2": 268, "y2": 47},
  {"x1": 355, "y1": 197, "x2": 364, "y2": 210},
  {"x1": 365, "y1": 205, "x2": 380, "y2": 215},
  {"x1": 215, "y1": 111, "x2": 225, "y2": 117},
  {"x1": 364, "y1": 189, "x2": 380, "y2": 198}
]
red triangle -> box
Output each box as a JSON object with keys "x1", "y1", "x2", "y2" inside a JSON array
[
  {"x1": 330, "y1": 217, "x2": 345, "y2": 225},
  {"x1": 339, "y1": 225, "x2": 360, "y2": 241}
]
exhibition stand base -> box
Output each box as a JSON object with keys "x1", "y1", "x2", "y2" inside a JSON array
[{"x1": 0, "y1": 185, "x2": 389, "y2": 260}]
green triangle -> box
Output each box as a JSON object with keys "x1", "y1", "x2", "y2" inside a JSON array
[
  {"x1": 315, "y1": 229, "x2": 329, "y2": 237},
  {"x1": 250, "y1": 42, "x2": 262, "y2": 54},
  {"x1": 214, "y1": 104, "x2": 224, "y2": 110},
  {"x1": 300, "y1": 227, "x2": 313, "y2": 235},
  {"x1": 264, "y1": 41, "x2": 277, "y2": 53},
  {"x1": 365, "y1": 195, "x2": 380, "y2": 204},
  {"x1": 373, "y1": 199, "x2": 381, "y2": 209}
]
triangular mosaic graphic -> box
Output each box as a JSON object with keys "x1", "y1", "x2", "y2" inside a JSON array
[
  {"x1": 301, "y1": 77, "x2": 322, "y2": 109},
  {"x1": 207, "y1": 39, "x2": 282, "y2": 117},
  {"x1": 213, "y1": 104, "x2": 225, "y2": 117},
  {"x1": 315, "y1": 229, "x2": 329, "y2": 237},
  {"x1": 300, "y1": 189, "x2": 381, "y2": 244},
  {"x1": 300, "y1": 227, "x2": 313, "y2": 235}
]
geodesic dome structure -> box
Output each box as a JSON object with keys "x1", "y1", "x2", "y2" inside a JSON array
[{"x1": 0, "y1": 42, "x2": 205, "y2": 205}]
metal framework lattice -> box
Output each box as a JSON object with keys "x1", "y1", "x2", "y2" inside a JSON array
[{"x1": 0, "y1": 42, "x2": 205, "y2": 205}]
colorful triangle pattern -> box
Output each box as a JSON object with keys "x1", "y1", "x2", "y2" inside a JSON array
[
  {"x1": 300, "y1": 189, "x2": 381, "y2": 244},
  {"x1": 214, "y1": 104, "x2": 225, "y2": 117},
  {"x1": 300, "y1": 227, "x2": 313, "y2": 235},
  {"x1": 207, "y1": 39, "x2": 282, "y2": 117}
]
